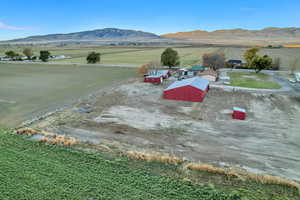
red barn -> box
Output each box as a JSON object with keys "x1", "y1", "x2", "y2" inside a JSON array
[
  {"x1": 144, "y1": 75, "x2": 163, "y2": 84},
  {"x1": 163, "y1": 77, "x2": 209, "y2": 102},
  {"x1": 232, "y1": 107, "x2": 246, "y2": 120}
]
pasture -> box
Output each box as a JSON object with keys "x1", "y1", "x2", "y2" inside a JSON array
[
  {"x1": 1, "y1": 46, "x2": 300, "y2": 69},
  {"x1": 0, "y1": 63, "x2": 136, "y2": 127}
]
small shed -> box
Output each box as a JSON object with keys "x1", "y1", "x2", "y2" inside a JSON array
[
  {"x1": 232, "y1": 107, "x2": 246, "y2": 120},
  {"x1": 163, "y1": 77, "x2": 209, "y2": 102},
  {"x1": 188, "y1": 66, "x2": 205, "y2": 76},
  {"x1": 177, "y1": 68, "x2": 188, "y2": 76},
  {"x1": 144, "y1": 75, "x2": 163, "y2": 84}
]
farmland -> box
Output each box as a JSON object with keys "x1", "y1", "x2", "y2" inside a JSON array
[
  {"x1": 0, "y1": 63, "x2": 136, "y2": 127},
  {"x1": 1, "y1": 45, "x2": 300, "y2": 199},
  {"x1": 1, "y1": 129, "x2": 299, "y2": 200},
  {"x1": 1, "y1": 46, "x2": 300, "y2": 68}
]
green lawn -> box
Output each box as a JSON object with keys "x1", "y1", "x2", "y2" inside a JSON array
[
  {"x1": 227, "y1": 72, "x2": 282, "y2": 89},
  {"x1": 0, "y1": 129, "x2": 299, "y2": 200},
  {"x1": 0, "y1": 63, "x2": 136, "y2": 127}
]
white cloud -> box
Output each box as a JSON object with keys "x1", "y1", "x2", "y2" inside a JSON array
[{"x1": 0, "y1": 21, "x2": 29, "y2": 30}]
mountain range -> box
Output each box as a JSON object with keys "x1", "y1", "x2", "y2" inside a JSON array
[
  {"x1": 162, "y1": 27, "x2": 300, "y2": 45},
  {"x1": 1, "y1": 28, "x2": 180, "y2": 46},
  {"x1": 1, "y1": 27, "x2": 300, "y2": 46}
]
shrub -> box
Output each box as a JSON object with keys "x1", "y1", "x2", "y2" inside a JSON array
[
  {"x1": 40, "y1": 51, "x2": 51, "y2": 62},
  {"x1": 87, "y1": 52, "x2": 101, "y2": 64}
]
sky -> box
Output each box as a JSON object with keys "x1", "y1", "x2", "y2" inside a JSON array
[{"x1": 1, "y1": 0, "x2": 300, "y2": 40}]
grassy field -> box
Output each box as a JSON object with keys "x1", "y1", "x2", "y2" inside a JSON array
[
  {"x1": 0, "y1": 129, "x2": 299, "y2": 200},
  {"x1": 1, "y1": 45, "x2": 300, "y2": 69},
  {"x1": 49, "y1": 46, "x2": 217, "y2": 66},
  {"x1": 228, "y1": 72, "x2": 282, "y2": 89},
  {"x1": 0, "y1": 63, "x2": 136, "y2": 127}
]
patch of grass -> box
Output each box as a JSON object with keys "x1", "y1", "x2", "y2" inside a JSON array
[{"x1": 228, "y1": 72, "x2": 281, "y2": 89}]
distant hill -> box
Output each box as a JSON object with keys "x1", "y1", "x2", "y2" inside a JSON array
[
  {"x1": 1, "y1": 28, "x2": 182, "y2": 46},
  {"x1": 162, "y1": 27, "x2": 300, "y2": 45},
  {"x1": 2, "y1": 27, "x2": 300, "y2": 46}
]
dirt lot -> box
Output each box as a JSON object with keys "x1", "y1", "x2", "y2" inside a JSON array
[{"x1": 33, "y1": 78, "x2": 300, "y2": 182}]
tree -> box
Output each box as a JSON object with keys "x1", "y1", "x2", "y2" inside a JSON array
[
  {"x1": 244, "y1": 48, "x2": 260, "y2": 67},
  {"x1": 23, "y1": 48, "x2": 33, "y2": 60},
  {"x1": 5, "y1": 51, "x2": 18, "y2": 60},
  {"x1": 86, "y1": 52, "x2": 101, "y2": 64},
  {"x1": 39, "y1": 51, "x2": 51, "y2": 62},
  {"x1": 202, "y1": 52, "x2": 225, "y2": 70},
  {"x1": 271, "y1": 57, "x2": 281, "y2": 71},
  {"x1": 251, "y1": 55, "x2": 272, "y2": 73},
  {"x1": 161, "y1": 48, "x2": 180, "y2": 68}
]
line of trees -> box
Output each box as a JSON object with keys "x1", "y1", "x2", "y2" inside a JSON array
[{"x1": 4, "y1": 48, "x2": 51, "y2": 62}]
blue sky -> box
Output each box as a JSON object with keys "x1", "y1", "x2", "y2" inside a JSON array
[{"x1": 1, "y1": 0, "x2": 300, "y2": 40}]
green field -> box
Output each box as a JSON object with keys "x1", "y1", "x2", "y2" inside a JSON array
[
  {"x1": 1, "y1": 46, "x2": 300, "y2": 69},
  {"x1": 0, "y1": 63, "x2": 136, "y2": 127},
  {"x1": 0, "y1": 129, "x2": 298, "y2": 200},
  {"x1": 228, "y1": 72, "x2": 282, "y2": 89}
]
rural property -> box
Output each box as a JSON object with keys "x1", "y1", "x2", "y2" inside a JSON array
[{"x1": 1, "y1": 1, "x2": 300, "y2": 199}]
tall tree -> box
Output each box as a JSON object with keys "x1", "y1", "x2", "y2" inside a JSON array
[
  {"x1": 5, "y1": 51, "x2": 18, "y2": 60},
  {"x1": 202, "y1": 52, "x2": 225, "y2": 70},
  {"x1": 86, "y1": 52, "x2": 101, "y2": 64},
  {"x1": 244, "y1": 48, "x2": 260, "y2": 67},
  {"x1": 161, "y1": 48, "x2": 180, "y2": 68},
  {"x1": 251, "y1": 55, "x2": 272, "y2": 73},
  {"x1": 39, "y1": 51, "x2": 51, "y2": 62},
  {"x1": 23, "y1": 48, "x2": 33, "y2": 60}
]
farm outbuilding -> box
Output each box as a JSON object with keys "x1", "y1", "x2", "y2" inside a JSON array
[
  {"x1": 232, "y1": 107, "x2": 246, "y2": 120},
  {"x1": 163, "y1": 77, "x2": 209, "y2": 102},
  {"x1": 144, "y1": 75, "x2": 163, "y2": 84}
]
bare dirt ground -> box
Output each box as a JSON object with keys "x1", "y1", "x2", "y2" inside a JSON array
[{"x1": 32, "y1": 78, "x2": 300, "y2": 182}]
